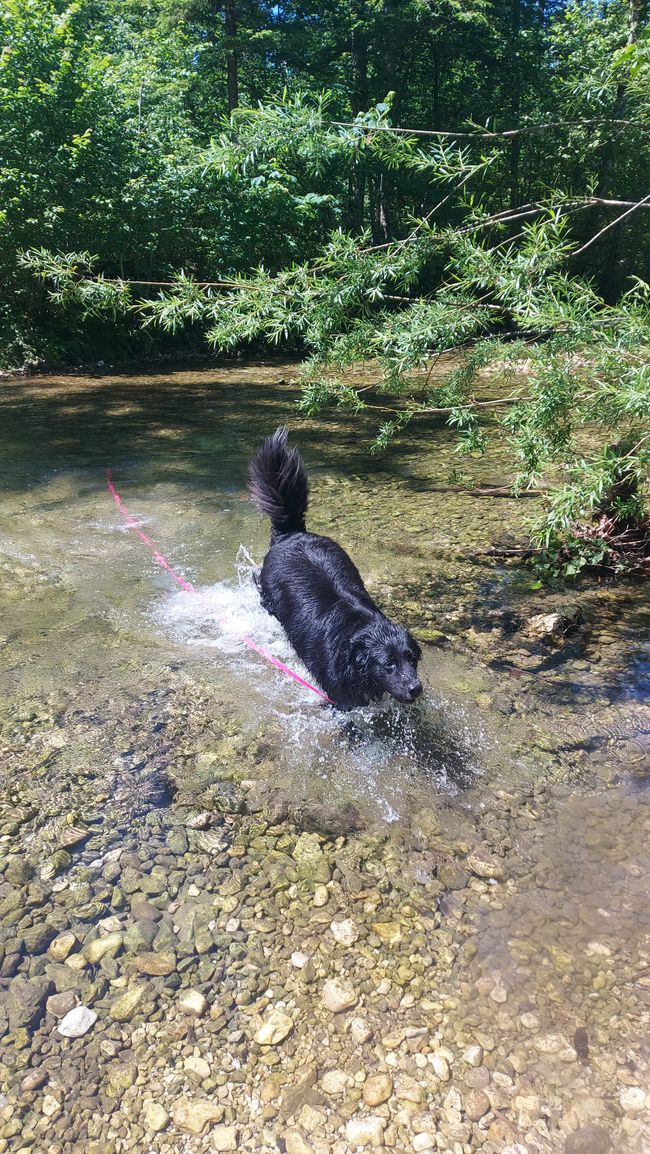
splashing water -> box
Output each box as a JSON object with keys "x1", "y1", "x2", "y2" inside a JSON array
[{"x1": 154, "y1": 557, "x2": 487, "y2": 823}]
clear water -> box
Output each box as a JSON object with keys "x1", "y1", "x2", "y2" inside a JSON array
[{"x1": 1, "y1": 361, "x2": 649, "y2": 1150}]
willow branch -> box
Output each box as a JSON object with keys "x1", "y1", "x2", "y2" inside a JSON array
[
  {"x1": 333, "y1": 118, "x2": 650, "y2": 140},
  {"x1": 367, "y1": 397, "x2": 522, "y2": 415},
  {"x1": 572, "y1": 192, "x2": 650, "y2": 256}
]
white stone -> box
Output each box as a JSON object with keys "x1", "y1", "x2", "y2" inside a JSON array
[
  {"x1": 519, "y1": 1012, "x2": 540, "y2": 1030},
  {"x1": 178, "y1": 989, "x2": 207, "y2": 1016},
  {"x1": 515, "y1": 1094, "x2": 542, "y2": 1127},
  {"x1": 212, "y1": 1124, "x2": 239, "y2": 1150},
  {"x1": 321, "y1": 978, "x2": 358, "y2": 1013},
  {"x1": 321, "y1": 1070, "x2": 350, "y2": 1095},
  {"x1": 330, "y1": 918, "x2": 359, "y2": 946},
  {"x1": 42, "y1": 1094, "x2": 61, "y2": 1118},
  {"x1": 143, "y1": 1101, "x2": 170, "y2": 1132},
  {"x1": 533, "y1": 1032, "x2": 564, "y2": 1054},
  {"x1": 57, "y1": 1006, "x2": 97, "y2": 1038},
  {"x1": 313, "y1": 885, "x2": 329, "y2": 907},
  {"x1": 586, "y1": 941, "x2": 612, "y2": 956},
  {"x1": 98, "y1": 915, "x2": 122, "y2": 932},
  {"x1": 185, "y1": 1054, "x2": 211, "y2": 1079},
  {"x1": 298, "y1": 1105, "x2": 328, "y2": 1131},
  {"x1": 285, "y1": 1129, "x2": 316, "y2": 1154},
  {"x1": 254, "y1": 1008, "x2": 293, "y2": 1045},
  {"x1": 171, "y1": 1097, "x2": 223, "y2": 1135},
  {"x1": 350, "y1": 1017, "x2": 373, "y2": 1043},
  {"x1": 291, "y1": 951, "x2": 310, "y2": 969},
  {"x1": 620, "y1": 1086, "x2": 645, "y2": 1114},
  {"x1": 412, "y1": 1134, "x2": 435, "y2": 1152},
  {"x1": 429, "y1": 1053, "x2": 450, "y2": 1081},
  {"x1": 344, "y1": 1116, "x2": 386, "y2": 1146},
  {"x1": 463, "y1": 1044, "x2": 484, "y2": 1067},
  {"x1": 363, "y1": 1073, "x2": 393, "y2": 1106}
]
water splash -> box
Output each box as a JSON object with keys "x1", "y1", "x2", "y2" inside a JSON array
[{"x1": 154, "y1": 565, "x2": 487, "y2": 823}]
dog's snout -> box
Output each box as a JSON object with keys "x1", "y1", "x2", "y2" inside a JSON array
[{"x1": 408, "y1": 680, "x2": 423, "y2": 700}]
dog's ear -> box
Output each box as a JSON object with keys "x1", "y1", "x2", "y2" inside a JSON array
[
  {"x1": 351, "y1": 630, "x2": 374, "y2": 678},
  {"x1": 407, "y1": 632, "x2": 422, "y2": 661}
]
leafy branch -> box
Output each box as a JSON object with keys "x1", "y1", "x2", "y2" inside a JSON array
[{"x1": 20, "y1": 94, "x2": 650, "y2": 579}]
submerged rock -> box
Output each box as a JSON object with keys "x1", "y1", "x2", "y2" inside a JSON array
[
  {"x1": 134, "y1": 951, "x2": 177, "y2": 976},
  {"x1": 83, "y1": 932, "x2": 123, "y2": 964},
  {"x1": 293, "y1": 800, "x2": 362, "y2": 836},
  {"x1": 321, "y1": 978, "x2": 359, "y2": 1013},
  {"x1": 466, "y1": 849, "x2": 507, "y2": 881},
  {"x1": 109, "y1": 984, "x2": 147, "y2": 1022},
  {"x1": 292, "y1": 833, "x2": 331, "y2": 883},
  {"x1": 565, "y1": 1125, "x2": 612, "y2": 1154},
  {"x1": 48, "y1": 932, "x2": 77, "y2": 962},
  {"x1": 254, "y1": 1008, "x2": 293, "y2": 1045},
  {"x1": 6, "y1": 976, "x2": 52, "y2": 1031},
  {"x1": 142, "y1": 1101, "x2": 170, "y2": 1133},
  {"x1": 345, "y1": 1115, "x2": 386, "y2": 1146},
  {"x1": 57, "y1": 1005, "x2": 97, "y2": 1038},
  {"x1": 171, "y1": 1096, "x2": 224, "y2": 1135},
  {"x1": 523, "y1": 606, "x2": 583, "y2": 642}
]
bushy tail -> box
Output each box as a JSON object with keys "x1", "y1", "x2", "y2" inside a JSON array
[{"x1": 249, "y1": 426, "x2": 309, "y2": 535}]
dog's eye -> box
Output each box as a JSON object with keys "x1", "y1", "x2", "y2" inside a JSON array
[{"x1": 385, "y1": 661, "x2": 396, "y2": 673}]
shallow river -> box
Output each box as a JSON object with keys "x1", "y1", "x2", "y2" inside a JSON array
[{"x1": 0, "y1": 362, "x2": 648, "y2": 1154}]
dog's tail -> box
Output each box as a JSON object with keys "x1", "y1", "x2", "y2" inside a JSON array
[{"x1": 249, "y1": 426, "x2": 308, "y2": 535}]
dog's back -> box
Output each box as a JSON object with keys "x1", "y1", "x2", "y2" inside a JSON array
[{"x1": 249, "y1": 428, "x2": 422, "y2": 709}]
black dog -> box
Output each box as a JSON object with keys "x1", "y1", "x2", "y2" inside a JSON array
[{"x1": 249, "y1": 427, "x2": 422, "y2": 710}]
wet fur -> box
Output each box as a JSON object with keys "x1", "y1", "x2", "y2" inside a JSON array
[{"x1": 249, "y1": 428, "x2": 422, "y2": 710}]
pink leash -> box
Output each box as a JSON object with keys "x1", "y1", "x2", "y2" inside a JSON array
[{"x1": 106, "y1": 470, "x2": 334, "y2": 704}]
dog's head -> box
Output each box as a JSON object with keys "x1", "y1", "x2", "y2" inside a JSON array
[{"x1": 355, "y1": 620, "x2": 423, "y2": 705}]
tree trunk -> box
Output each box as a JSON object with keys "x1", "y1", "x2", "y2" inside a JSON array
[
  {"x1": 509, "y1": 0, "x2": 522, "y2": 210},
  {"x1": 370, "y1": 173, "x2": 390, "y2": 244},
  {"x1": 347, "y1": 5, "x2": 369, "y2": 232},
  {"x1": 224, "y1": 1, "x2": 239, "y2": 114},
  {"x1": 594, "y1": 0, "x2": 644, "y2": 295}
]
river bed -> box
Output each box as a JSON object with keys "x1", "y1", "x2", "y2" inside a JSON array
[{"x1": 0, "y1": 362, "x2": 648, "y2": 1154}]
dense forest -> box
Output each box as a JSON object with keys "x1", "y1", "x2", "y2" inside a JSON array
[{"x1": 1, "y1": 0, "x2": 649, "y2": 574}]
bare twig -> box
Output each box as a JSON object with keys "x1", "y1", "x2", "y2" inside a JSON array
[
  {"x1": 572, "y1": 193, "x2": 650, "y2": 256},
  {"x1": 366, "y1": 396, "x2": 522, "y2": 416},
  {"x1": 333, "y1": 118, "x2": 650, "y2": 140},
  {"x1": 92, "y1": 277, "x2": 240, "y2": 289}
]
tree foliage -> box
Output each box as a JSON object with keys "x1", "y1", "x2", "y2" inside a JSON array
[{"x1": 2, "y1": 0, "x2": 649, "y2": 576}]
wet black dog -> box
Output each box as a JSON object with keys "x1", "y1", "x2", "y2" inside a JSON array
[{"x1": 249, "y1": 427, "x2": 422, "y2": 710}]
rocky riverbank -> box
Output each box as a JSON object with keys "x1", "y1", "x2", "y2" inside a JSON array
[{"x1": 1, "y1": 668, "x2": 649, "y2": 1154}]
